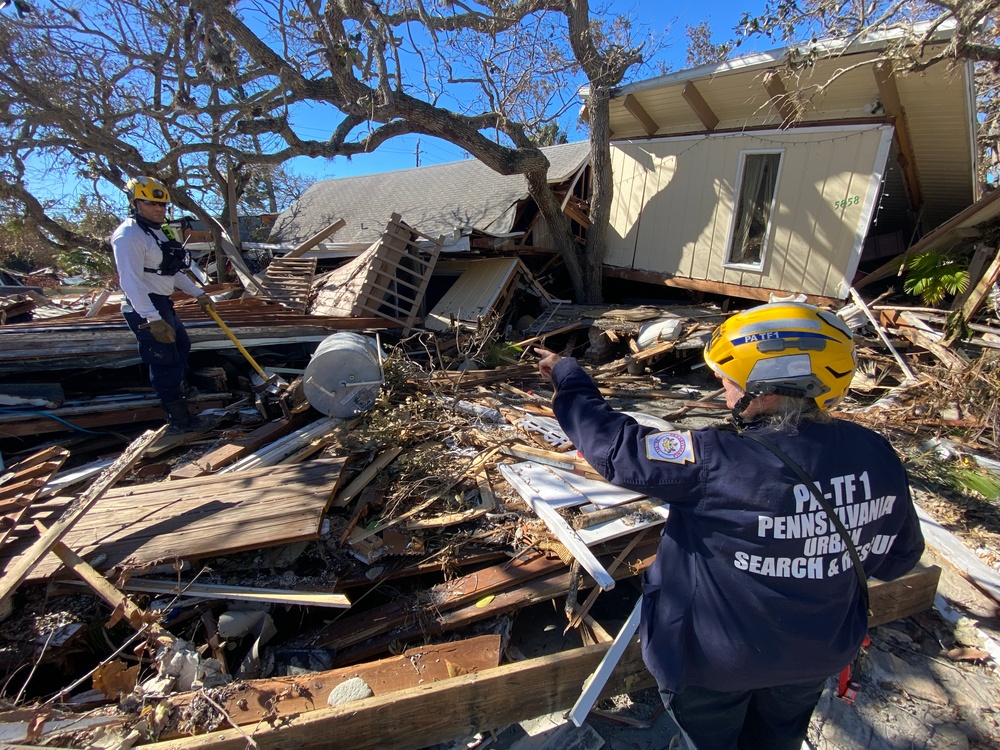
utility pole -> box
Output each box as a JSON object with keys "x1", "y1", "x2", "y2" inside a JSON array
[{"x1": 415, "y1": 139, "x2": 421, "y2": 168}]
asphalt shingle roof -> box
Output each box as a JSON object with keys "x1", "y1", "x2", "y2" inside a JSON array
[{"x1": 269, "y1": 141, "x2": 591, "y2": 246}]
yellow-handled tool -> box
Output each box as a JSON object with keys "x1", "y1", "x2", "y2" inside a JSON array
[{"x1": 204, "y1": 306, "x2": 287, "y2": 390}]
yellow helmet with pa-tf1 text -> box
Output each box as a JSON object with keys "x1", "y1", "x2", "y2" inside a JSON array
[
  {"x1": 125, "y1": 176, "x2": 171, "y2": 204},
  {"x1": 704, "y1": 301, "x2": 856, "y2": 411}
]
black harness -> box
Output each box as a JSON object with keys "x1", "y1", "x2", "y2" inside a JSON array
[{"x1": 137, "y1": 219, "x2": 189, "y2": 276}]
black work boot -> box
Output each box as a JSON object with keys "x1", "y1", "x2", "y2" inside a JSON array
[{"x1": 162, "y1": 398, "x2": 212, "y2": 433}]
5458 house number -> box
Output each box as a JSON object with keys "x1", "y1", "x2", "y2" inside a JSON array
[{"x1": 835, "y1": 195, "x2": 861, "y2": 209}]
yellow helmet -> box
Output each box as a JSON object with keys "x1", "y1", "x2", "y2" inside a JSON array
[
  {"x1": 125, "y1": 176, "x2": 171, "y2": 204},
  {"x1": 704, "y1": 301, "x2": 856, "y2": 411}
]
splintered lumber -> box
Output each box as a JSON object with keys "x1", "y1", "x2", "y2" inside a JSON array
[
  {"x1": 0, "y1": 446, "x2": 69, "y2": 548},
  {"x1": 0, "y1": 426, "x2": 164, "y2": 609},
  {"x1": 878, "y1": 309, "x2": 968, "y2": 370},
  {"x1": 0, "y1": 457, "x2": 347, "y2": 582},
  {"x1": 158, "y1": 634, "x2": 501, "y2": 739},
  {"x1": 144, "y1": 640, "x2": 653, "y2": 750},
  {"x1": 404, "y1": 471, "x2": 496, "y2": 530},
  {"x1": 312, "y1": 552, "x2": 565, "y2": 651},
  {"x1": 329, "y1": 543, "x2": 659, "y2": 668}
]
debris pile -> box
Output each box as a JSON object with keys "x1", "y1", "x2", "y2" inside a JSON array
[{"x1": 0, "y1": 216, "x2": 998, "y2": 749}]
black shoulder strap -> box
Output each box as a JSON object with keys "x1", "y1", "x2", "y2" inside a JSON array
[{"x1": 739, "y1": 430, "x2": 871, "y2": 615}]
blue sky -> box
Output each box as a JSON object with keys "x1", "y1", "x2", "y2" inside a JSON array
[{"x1": 284, "y1": 0, "x2": 772, "y2": 183}]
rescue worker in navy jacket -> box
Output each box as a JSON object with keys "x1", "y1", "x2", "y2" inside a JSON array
[
  {"x1": 536, "y1": 301, "x2": 923, "y2": 750},
  {"x1": 111, "y1": 176, "x2": 214, "y2": 432}
]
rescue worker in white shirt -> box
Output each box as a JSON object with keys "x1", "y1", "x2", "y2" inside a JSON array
[
  {"x1": 536, "y1": 301, "x2": 923, "y2": 750},
  {"x1": 111, "y1": 176, "x2": 214, "y2": 432}
]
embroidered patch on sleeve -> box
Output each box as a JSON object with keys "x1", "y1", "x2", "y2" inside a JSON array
[{"x1": 645, "y1": 431, "x2": 696, "y2": 464}]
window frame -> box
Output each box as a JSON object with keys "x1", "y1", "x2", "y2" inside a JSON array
[{"x1": 723, "y1": 149, "x2": 785, "y2": 272}]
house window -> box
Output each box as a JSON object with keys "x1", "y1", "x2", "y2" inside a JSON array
[{"x1": 727, "y1": 151, "x2": 782, "y2": 267}]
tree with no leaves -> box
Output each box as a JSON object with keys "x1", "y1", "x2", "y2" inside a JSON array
[{"x1": 0, "y1": 0, "x2": 647, "y2": 302}]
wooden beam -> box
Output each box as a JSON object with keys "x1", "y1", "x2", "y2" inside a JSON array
[
  {"x1": 284, "y1": 218, "x2": 347, "y2": 259},
  {"x1": 868, "y1": 564, "x2": 940, "y2": 627},
  {"x1": 41, "y1": 528, "x2": 176, "y2": 648},
  {"x1": 602, "y1": 266, "x2": 839, "y2": 307},
  {"x1": 874, "y1": 62, "x2": 922, "y2": 210},
  {"x1": 157, "y1": 635, "x2": 503, "y2": 740},
  {"x1": 763, "y1": 70, "x2": 798, "y2": 124},
  {"x1": 681, "y1": 82, "x2": 719, "y2": 130},
  {"x1": 622, "y1": 94, "x2": 659, "y2": 136}
]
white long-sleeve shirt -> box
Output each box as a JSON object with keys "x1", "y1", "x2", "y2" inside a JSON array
[{"x1": 111, "y1": 218, "x2": 202, "y2": 322}]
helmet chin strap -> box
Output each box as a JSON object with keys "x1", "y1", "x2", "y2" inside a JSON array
[
  {"x1": 731, "y1": 392, "x2": 756, "y2": 429},
  {"x1": 131, "y1": 201, "x2": 163, "y2": 228}
]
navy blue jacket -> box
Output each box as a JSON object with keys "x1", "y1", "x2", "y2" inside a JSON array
[{"x1": 550, "y1": 358, "x2": 924, "y2": 693}]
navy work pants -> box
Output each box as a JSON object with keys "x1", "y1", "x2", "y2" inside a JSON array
[
  {"x1": 660, "y1": 680, "x2": 826, "y2": 750},
  {"x1": 122, "y1": 293, "x2": 191, "y2": 405}
]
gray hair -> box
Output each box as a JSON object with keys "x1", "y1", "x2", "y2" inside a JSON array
[{"x1": 757, "y1": 395, "x2": 831, "y2": 434}]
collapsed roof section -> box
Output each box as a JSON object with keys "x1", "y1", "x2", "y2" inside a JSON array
[{"x1": 269, "y1": 142, "x2": 591, "y2": 249}]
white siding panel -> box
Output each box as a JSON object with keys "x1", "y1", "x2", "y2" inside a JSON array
[
  {"x1": 605, "y1": 144, "x2": 650, "y2": 268},
  {"x1": 610, "y1": 126, "x2": 891, "y2": 298}
]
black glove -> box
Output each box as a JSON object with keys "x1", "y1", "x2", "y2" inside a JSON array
[{"x1": 140, "y1": 318, "x2": 176, "y2": 344}]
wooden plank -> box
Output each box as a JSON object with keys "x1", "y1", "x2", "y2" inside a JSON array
[
  {"x1": 0, "y1": 395, "x2": 228, "y2": 438},
  {"x1": 0, "y1": 448, "x2": 69, "y2": 547},
  {"x1": 0, "y1": 427, "x2": 164, "y2": 608},
  {"x1": 108, "y1": 578, "x2": 351, "y2": 608},
  {"x1": 868, "y1": 564, "x2": 940, "y2": 627},
  {"x1": 43, "y1": 529, "x2": 176, "y2": 647},
  {"x1": 500, "y1": 444, "x2": 602, "y2": 481},
  {"x1": 157, "y1": 634, "x2": 502, "y2": 739},
  {"x1": 878, "y1": 309, "x2": 968, "y2": 370},
  {"x1": 331, "y1": 447, "x2": 403, "y2": 509},
  {"x1": 943, "y1": 246, "x2": 1000, "y2": 345},
  {"x1": 284, "y1": 218, "x2": 346, "y2": 259}
]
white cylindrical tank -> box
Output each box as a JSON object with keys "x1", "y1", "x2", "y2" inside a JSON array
[{"x1": 303, "y1": 333, "x2": 385, "y2": 417}]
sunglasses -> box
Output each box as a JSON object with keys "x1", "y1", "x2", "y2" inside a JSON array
[{"x1": 138, "y1": 199, "x2": 168, "y2": 206}]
